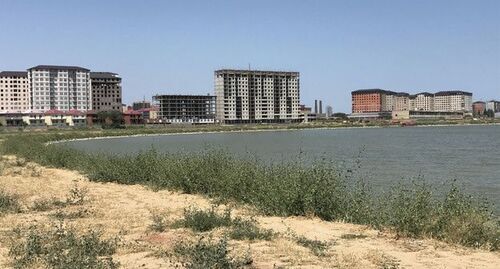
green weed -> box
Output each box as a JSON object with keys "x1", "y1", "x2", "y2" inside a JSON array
[{"x1": 0, "y1": 188, "x2": 21, "y2": 214}]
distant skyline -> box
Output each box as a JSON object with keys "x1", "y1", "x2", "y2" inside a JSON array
[{"x1": 0, "y1": 0, "x2": 499, "y2": 112}]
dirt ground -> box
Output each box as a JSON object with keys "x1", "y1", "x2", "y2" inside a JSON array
[{"x1": 0, "y1": 156, "x2": 498, "y2": 268}]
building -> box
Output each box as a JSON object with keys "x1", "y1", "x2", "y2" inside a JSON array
[
  {"x1": 393, "y1": 92, "x2": 410, "y2": 111},
  {"x1": 351, "y1": 89, "x2": 396, "y2": 113},
  {"x1": 0, "y1": 71, "x2": 30, "y2": 112},
  {"x1": 412, "y1": 92, "x2": 434, "y2": 111},
  {"x1": 326, "y1": 105, "x2": 333, "y2": 117},
  {"x1": 90, "y1": 72, "x2": 122, "y2": 112},
  {"x1": 486, "y1": 100, "x2": 500, "y2": 113},
  {"x1": 472, "y1": 101, "x2": 486, "y2": 116},
  {"x1": 433, "y1": 91, "x2": 472, "y2": 112},
  {"x1": 153, "y1": 94, "x2": 216, "y2": 123},
  {"x1": 132, "y1": 101, "x2": 151, "y2": 111},
  {"x1": 28, "y1": 65, "x2": 92, "y2": 112},
  {"x1": 215, "y1": 69, "x2": 300, "y2": 123}
]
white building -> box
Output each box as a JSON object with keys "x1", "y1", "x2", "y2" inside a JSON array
[
  {"x1": 0, "y1": 71, "x2": 30, "y2": 113},
  {"x1": 215, "y1": 69, "x2": 300, "y2": 123},
  {"x1": 433, "y1": 91, "x2": 472, "y2": 112},
  {"x1": 28, "y1": 65, "x2": 92, "y2": 112},
  {"x1": 486, "y1": 100, "x2": 500, "y2": 113},
  {"x1": 412, "y1": 92, "x2": 434, "y2": 111}
]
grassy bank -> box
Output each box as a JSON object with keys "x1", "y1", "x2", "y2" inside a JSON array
[{"x1": 1, "y1": 130, "x2": 499, "y2": 250}]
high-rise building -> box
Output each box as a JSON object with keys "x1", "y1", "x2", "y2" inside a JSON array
[
  {"x1": 28, "y1": 65, "x2": 92, "y2": 112},
  {"x1": 215, "y1": 69, "x2": 300, "y2": 123},
  {"x1": 326, "y1": 105, "x2": 333, "y2": 117},
  {"x1": 433, "y1": 91, "x2": 472, "y2": 112},
  {"x1": 486, "y1": 100, "x2": 500, "y2": 113},
  {"x1": 90, "y1": 72, "x2": 122, "y2": 112},
  {"x1": 153, "y1": 94, "x2": 216, "y2": 123},
  {"x1": 0, "y1": 71, "x2": 30, "y2": 112},
  {"x1": 393, "y1": 92, "x2": 410, "y2": 111}
]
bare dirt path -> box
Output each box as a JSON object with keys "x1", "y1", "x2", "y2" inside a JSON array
[{"x1": 0, "y1": 157, "x2": 498, "y2": 268}]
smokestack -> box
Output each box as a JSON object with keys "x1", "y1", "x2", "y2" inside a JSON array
[
  {"x1": 319, "y1": 100, "x2": 323, "y2": 114},
  {"x1": 314, "y1": 100, "x2": 318, "y2": 114}
]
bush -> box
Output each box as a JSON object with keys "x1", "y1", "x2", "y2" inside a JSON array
[
  {"x1": 0, "y1": 188, "x2": 21, "y2": 214},
  {"x1": 228, "y1": 217, "x2": 273, "y2": 241},
  {"x1": 175, "y1": 206, "x2": 232, "y2": 232},
  {"x1": 9, "y1": 223, "x2": 119, "y2": 269},
  {"x1": 172, "y1": 237, "x2": 252, "y2": 269},
  {"x1": 149, "y1": 212, "x2": 168, "y2": 232}
]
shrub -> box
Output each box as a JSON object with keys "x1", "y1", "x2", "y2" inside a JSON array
[
  {"x1": 9, "y1": 223, "x2": 119, "y2": 269},
  {"x1": 172, "y1": 237, "x2": 252, "y2": 269},
  {"x1": 0, "y1": 188, "x2": 21, "y2": 214},
  {"x1": 228, "y1": 217, "x2": 273, "y2": 241},
  {"x1": 149, "y1": 212, "x2": 168, "y2": 232},
  {"x1": 175, "y1": 207, "x2": 232, "y2": 232},
  {"x1": 65, "y1": 185, "x2": 88, "y2": 205}
]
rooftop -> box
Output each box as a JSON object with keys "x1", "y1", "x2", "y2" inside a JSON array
[
  {"x1": 0, "y1": 71, "x2": 28, "y2": 77},
  {"x1": 434, "y1": 90, "x2": 472, "y2": 96},
  {"x1": 28, "y1": 65, "x2": 90, "y2": 72},
  {"x1": 90, "y1": 72, "x2": 120, "y2": 79},
  {"x1": 215, "y1": 69, "x2": 299, "y2": 76}
]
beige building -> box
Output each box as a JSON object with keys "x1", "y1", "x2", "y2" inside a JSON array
[
  {"x1": 215, "y1": 69, "x2": 300, "y2": 123},
  {"x1": 28, "y1": 65, "x2": 92, "y2": 112},
  {"x1": 393, "y1": 92, "x2": 410, "y2": 111},
  {"x1": 0, "y1": 71, "x2": 30, "y2": 112},
  {"x1": 412, "y1": 92, "x2": 434, "y2": 111},
  {"x1": 434, "y1": 91, "x2": 472, "y2": 112}
]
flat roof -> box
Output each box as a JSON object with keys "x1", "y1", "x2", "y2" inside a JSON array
[
  {"x1": 435, "y1": 90, "x2": 472, "y2": 96},
  {"x1": 0, "y1": 71, "x2": 28, "y2": 77},
  {"x1": 90, "y1": 72, "x2": 120, "y2": 79},
  {"x1": 215, "y1": 69, "x2": 299, "y2": 76},
  {"x1": 351, "y1": 89, "x2": 396, "y2": 95},
  {"x1": 28, "y1": 65, "x2": 90, "y2": 72},
  {"x1": 154, "y1": 94, "x2": 216, "y2": 98}
]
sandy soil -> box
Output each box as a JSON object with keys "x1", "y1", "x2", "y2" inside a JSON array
[{"x1": 0, "y1": 156, "x2": 498, "y2": 268}]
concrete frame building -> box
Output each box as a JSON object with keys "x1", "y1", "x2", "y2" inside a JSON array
[
  {"x1": 434, "y1": 91, "x2": 472, "y2": 112},
  {"x1": 153, "y1": 94, "x2": 216, "y2": 123},
  {"x1": 90, "y1": 72, "x2": 122, "y2": 112},
  {"x1": 0, "y1": 71, "x2": 30, "y2": 112},
  {"x1": 215, "y1": 69, "x2": 300, "y2": 123},
  {"x1": 28, "y1": 65, "x2": 92, "y2": 112}
]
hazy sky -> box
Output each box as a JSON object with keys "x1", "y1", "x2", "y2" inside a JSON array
[{"x1": 1, "y1": 0, "x2": 499, "y2": 112}]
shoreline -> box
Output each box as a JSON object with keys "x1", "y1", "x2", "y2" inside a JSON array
[{"x1": 48, "y1": 121, "x2": 500, "y2": 144}]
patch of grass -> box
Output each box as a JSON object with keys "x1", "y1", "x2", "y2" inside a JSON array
[
  {"x1": 0, "y1": 188, "x2": 22, "y2": 214},
  {"x1": 228, "y1": 217, "x2": 273, "y2": 241},
  {"x1": 50, "y1": 208, "x2": 90, "y2": 220},
  {"x1": 30, "y1": 198, "x2": 58, "y2": 212},
  {"x1": 9, "y1": 223, "x2": 119, "y2": 269},
  {"x1": 149, "y1": 211, "x2": 168, "y2": 232},
  {"x1": 175, "y1": 206, "x2": 232, "y2": 232},
  {"x1": 296, "y1": 236, "x2": 329, "y2": 256},
  {"x1": 340, "y1": 233, "x2": 368, "y2": 240},
  {"x1": 172, "y1": 236, "x2": 252, "y2": 269}
]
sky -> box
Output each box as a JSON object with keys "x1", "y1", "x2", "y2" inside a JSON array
[{"x1": 0, "y1": 0, "x2": 499, "y2": 112}]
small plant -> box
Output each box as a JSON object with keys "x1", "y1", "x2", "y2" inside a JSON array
[
  {"x1": 295, "y1": 235, "x2": 330, "y2": 256},
  {"x1": 26, "y1": 164, "x2": 41, "y2": 177},
  {"x1": 175, "y1": 206, "x2": 232, "y2": 232},
  {"x1": 149, "y1": 211, "x2": 168, "y2": 232},
  {"x1": 65, "y1": 185, "x2": 88, "y2": 205},
  {"x1": 50, "y1": 208, "x2": 90, "y2": 220},
  {"x1": 0, "y1": 188, "x2": 22, "y2": 214},
  {"x1": 172, "y1": 236, "x2": 252, "y2": 269},
  {"x1": 30, "y1": 198, "x2": 56, "y2": 212},
  {"x1": 9, "y1": 223, "x2": 119, "y2": 269},
  {"x1": 340, "y1": 233, "x2": 368, "y2": 240},
  {"x1": 229, "y1": 217, "x2": 273, "y2": 241},
  {"x1": 14, "y1": 158, "x2": 27, "y2": 167}
]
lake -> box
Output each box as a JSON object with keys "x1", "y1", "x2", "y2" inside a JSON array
[{"x1": 62, "y1": 125, "x2": 500, "y2": 210}]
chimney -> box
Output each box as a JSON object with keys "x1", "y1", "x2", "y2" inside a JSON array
[
  {"x1": 314, "y1": 100, "x2": 318, "y2": 114},
  {"x1": 319, "y1": 100, "x2": 323, "y2": 114}
]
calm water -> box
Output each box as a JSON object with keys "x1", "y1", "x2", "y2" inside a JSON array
[{"x1": 63, "y1": 125, "x2": 500, "y2": 210}]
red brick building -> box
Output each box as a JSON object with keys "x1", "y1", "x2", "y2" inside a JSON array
[{"x1": 351, "y1": 89, "x2": 394, "y2": 113}]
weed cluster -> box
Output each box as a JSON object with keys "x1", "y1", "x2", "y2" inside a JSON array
[
  {"x1": 175, "y1": 207, "x2": 273, "y2": 241},
  {"x1": 0, "y1": 188, "x2": 21, "y2": 214},
  {"x1": 172, "y1": 236, "x2": 252, "y2": 269},
  {"x1": 149, "y1": 211, "x2": 168, "y2": 232},
  {"x1": 9, "y1": 223, "x2": 119, "y2": 269}
]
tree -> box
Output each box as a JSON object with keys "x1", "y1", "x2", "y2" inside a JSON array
[{"x1": 97, "y1": 110, "x2": 123, "y2": 129}]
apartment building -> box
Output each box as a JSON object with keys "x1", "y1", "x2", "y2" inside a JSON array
[
  {"x1": 412, "y1": 92, "x2": 434, "y2": 111},
  {"x1": 90, "y1": 72, "x2": 122, "y2": 111},
  {"x1": 351, "y1": 89, "x2": 397, "y2": 113},
  {"x1": 472, "y1": 101, "x2": 486, "y2": 115},
  {"x1": 153, "y1": 94, "x2": 216, "y2": 123},
  {"x1": 393, "y1": 92, "x2": 410, "y2": 111},
  {"x1": 28, "y1": 65, "x2": 92, "y2": 112},
  {"x1": 0, "y1": 71, "x2": 30, "y2": 112},
  {"x1": 215, "y1": 69, "x2": 300, "y2": 123},
  {"x1": 433, "y1": 91, "x2": 472, "y2": 112},
  {"x1": 486, "y1": 100, "x2": 500, "y2": 113}
]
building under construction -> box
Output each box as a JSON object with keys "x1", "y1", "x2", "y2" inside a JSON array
[{"x1": 153, "y1": 94, "x2": 216, "y2": 123}]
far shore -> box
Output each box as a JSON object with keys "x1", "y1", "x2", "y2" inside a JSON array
[{"x1": 47, "y1": 121, "x2": 500, "y2": 145}]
